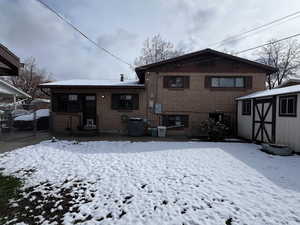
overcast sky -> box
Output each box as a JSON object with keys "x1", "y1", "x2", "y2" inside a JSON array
[{"x1": 1, "y1": 0, "x2": 300, "y2": 81}]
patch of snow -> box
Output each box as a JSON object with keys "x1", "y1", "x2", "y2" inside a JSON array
[
  {"x1": 277, "y1": 76, "x2": 300, "y2": 88},
  {"x1": 1, "y1": 141, "x2": 300, "y2": 225},
  {"x1": 31, "y1": 98, "x2": 50, "y2": 104},
  {"x1": 14, "y1": 109, "x2": 49, "y2": 121},
  {"x1": 40, "y1": 79, "x2": 144, "y2": 87},
  {"x1": 11, "y1": 109, "x2": 30, "y2": 118}
]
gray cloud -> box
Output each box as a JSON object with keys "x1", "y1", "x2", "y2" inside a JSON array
[
  {"x1": 0, "y1": 0, "x2": 132, "y2": 80},
  {"x1": 1, "y1": 0, "x2": 300, "y2": 81},
  {"x1": 97, "y1": 29, "x2": 138, "y2": 49},
  {"x1": 190, "y1": 7, "x2": 217, "y2": 32}
]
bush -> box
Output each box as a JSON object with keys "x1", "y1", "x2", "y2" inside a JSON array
[{"x1": 200, "y1": 119, "x2": 229, "y2": 141}]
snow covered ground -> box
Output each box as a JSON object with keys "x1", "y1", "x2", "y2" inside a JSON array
[{"x1": 0, "y1": 140, "x2": 300, "y2": 225}]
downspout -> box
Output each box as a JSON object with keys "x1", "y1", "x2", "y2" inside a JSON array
[
  {"x1": 155, "y1": 72, "x2": 159, "y2": 125},
  {"x1": 13, "y1": 95, "x2": 17, "y2": 110}
]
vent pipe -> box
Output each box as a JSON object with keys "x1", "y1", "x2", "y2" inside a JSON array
[{"x1": 120, "y1": 74, "x2": 124, "y2": 82}]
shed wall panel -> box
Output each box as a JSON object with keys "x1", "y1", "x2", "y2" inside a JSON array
[
  {"x1": 276, "y1": 93, "x2": 300, "y2": 153},
  {"x1": 237, "y1": 100, "x2": 253, "y2": 139}
]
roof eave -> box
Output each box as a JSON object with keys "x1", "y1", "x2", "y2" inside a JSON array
[
  {"x1": 135, "y1": 48, "x2": 278, "y2": 76},
  {"x1": 39, "y1": 85, "x2": 145, "y2": 89}
]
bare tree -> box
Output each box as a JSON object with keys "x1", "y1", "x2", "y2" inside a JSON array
[
  {"x1": 134, "y1": 34, "x2": 186, "y2": 66},
  {"x1": 5, "y1": 57, "x2": 52, "y2": 99},
  {"x1": 256, "y1": 39, "x2": 300, "y2": 89}
]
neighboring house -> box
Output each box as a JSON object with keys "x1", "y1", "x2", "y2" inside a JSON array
[
  {"x1": 236, "y1": 85, "x2": 300, "y2": 153},
  {"x1": 30, "y1": 98, "x2": 51, "y2": 110},
  {"x1": 0, "y1": 79, "x2": 31, "y2": 101},
  {"x1": 277, "y1": 77, "x2": 300, "y2": 88},
  {"x1": 40, "y1": 48, "x2": 277, "y2": 136},
  {"x1": 0, "y1": 44, "x2": 30, "y2": 109}
]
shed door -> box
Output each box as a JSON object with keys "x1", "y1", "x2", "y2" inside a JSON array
[{"x1": 252, "y1": 97, "x2": 276, "y2": 143}]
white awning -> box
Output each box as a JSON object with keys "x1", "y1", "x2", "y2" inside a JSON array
[{"x1": 0, "y1": 79, "x2": 31, "y2": 98}]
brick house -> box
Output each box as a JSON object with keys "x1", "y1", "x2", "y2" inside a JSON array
[{"x1": 40, "y1": 49, "x2": 277, "y2": 136}]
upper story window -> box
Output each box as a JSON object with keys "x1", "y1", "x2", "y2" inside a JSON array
[
  {"x1": 211, "y1": 77, "x2": 245, "y2": 88},
  {"x1": 205, "y1": 76, "x2": 252, "y2": 89},
  {"x1": 242, "y1": 100, "x2": 251, "y2": 115},
  {"x1": 163, "y1": 76, "x2": 190, "y2": 89},
  {"x1": 111, "y1": 94, "x2": 139, "y2": 110},
  {"x1": 279, "y1": 95, "x2": 297, "y2": 117}
]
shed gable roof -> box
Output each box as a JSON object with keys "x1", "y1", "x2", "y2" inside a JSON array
[{"x1": 236, "y1": 84, "x2": 300, "y2": 100}]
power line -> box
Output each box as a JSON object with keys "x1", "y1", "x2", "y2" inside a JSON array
[
  {"x1": 171, "y1": 33, "x2": 300, "y2": 69},
  {"x1": 34, "y1": 0, "x2": 134, "y2": 68},
  {"x1": 236, "y1": 32, "x2": 300, "y2": 54},
  {"x1": 208, "y1": 10, "x2": 300, "y2": 48},
  {"x1": 217, "y1": 14, "x2": 300, "y2": 49}
]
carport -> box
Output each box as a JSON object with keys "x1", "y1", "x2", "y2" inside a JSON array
[
  {"x1": 0, "y1": 79, "x2": 31, "y2": 109},
  {"x1": 0, "y1": 44, "x2": 30, "y2": 108}
]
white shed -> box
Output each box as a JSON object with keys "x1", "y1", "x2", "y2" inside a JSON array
[{"x1": 236, "y1": 85, "x2": 300, "y2": 153}]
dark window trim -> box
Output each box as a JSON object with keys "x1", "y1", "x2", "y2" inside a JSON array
[
  {"x1": 242, "y1": 100, "x2": 251, "y2": 115},
  {"x1": 279, "y1": 95, "x2": 297, "y2": 117},
  {"x1": 52, "y1": 93, "x2": 96, "y2": 113},
  {"x1": 163, "y1": 76, "x2": 190, "y2": 89},
  {"x1": 111, "y1": 93, "x2": 139, "y2": 111},
  {"x1": 162, "y1": 115, "x2": 189, "y2": 128}
]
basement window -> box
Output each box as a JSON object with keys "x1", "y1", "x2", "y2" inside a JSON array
[
  {"x1": 162, "y1": 115, "x2": 189, "y2": 128},
  {"x1": 279, "y1": 95, "x2": 297, "y2": 117}
]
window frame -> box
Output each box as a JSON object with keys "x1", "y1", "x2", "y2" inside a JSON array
[
  {"x1": 163, "y1": 76, "x2": 190, "y2": 89},
  {"x1": 52, "y1": 93, "x2": 82, "y2": 113},
  {"x1": 162, "y1": 115, "x2": 189, "y2": 128},
  {"x1": 210, "y1": 76, "x2": 246, "y2": 88},
  {"x1": 68, "y1": 94, "x2": 78, "y2": 101},
  {"x1": 111, "y1": 93, "x2": 139, "y2": 111},
  {"x1": 242, "y1": 100, "x2": 251, "y2": 115},
  {"x1": 279, "y1": 95, "x2": 297, "y2": 117}
]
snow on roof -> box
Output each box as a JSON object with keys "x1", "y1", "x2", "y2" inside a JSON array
[
  {"x1": 40, "y1": 79, "x2": 144, "y2": 87},
  {"x1": 14, "y1": 109, "x2": 49, "y2": 121},
  {"x1": 236, "y1": 84, "x2": 300, "y2": 100},
  {"x1": 277, "y1": 77, "x2": 300, "y2": 88},
  {"x1": 31, "y1": 98, "x2": 50, "y2": 104},
  {"x1": 0, "y1": 79, "x2": 31, "y2": 98}
]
